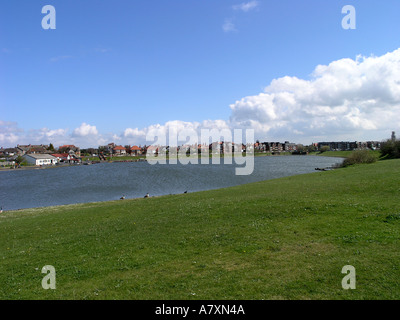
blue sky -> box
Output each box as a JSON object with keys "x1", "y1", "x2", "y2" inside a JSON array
[{"x1": 1, "y1": 0, "x2": 400, "y2": 147}]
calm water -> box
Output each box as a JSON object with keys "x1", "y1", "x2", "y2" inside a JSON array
[{"x1": 0, "y1": 156, "x2": 343, "y2": 211}]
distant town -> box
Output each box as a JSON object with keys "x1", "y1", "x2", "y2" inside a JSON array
[{"x1": 1, "y1": 132, "x2": 395, "y2": 168}]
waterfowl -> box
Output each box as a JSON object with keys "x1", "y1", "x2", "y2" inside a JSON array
[
  {"x1": 120, "y1": 195, "x2": 126, "y2": 200},
  {"x1": 144, "y1": 193, "x2": 149, "y2": 198}
]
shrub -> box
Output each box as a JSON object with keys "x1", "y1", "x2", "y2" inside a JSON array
[
  {"x1": 380, "y1": 140, "x2": 400, "y2": 159},
  {"x1": 341, "y1": 150, "x2": 378, "y2": 167},
  {"x1": 319, "y1": 146, "x2": 330, "y2": 153}
]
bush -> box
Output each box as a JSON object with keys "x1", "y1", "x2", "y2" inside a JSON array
[
  {"x1": 380, "y1": 140, "x2": 400, "y2": 159},
  {"x1": 319, "y1": 146, "x2": 330, "y2": 153},
  {"x1": 341, "y1": 150, "x2": 378, "y2": 167}
]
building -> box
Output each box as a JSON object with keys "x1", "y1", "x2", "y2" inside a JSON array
[
  {"x1": 22, "y1": 154, "x2": 58, "y2": 166},
  {"x1": 58, "y1": 145, "x2": 81, "y2": 157},
  {"x1": 317, "y1": 141, "x2": 381, "y2": 151},
  {"x1": 112, "y1": 146, "x2": 127, "y2": 156},
  {"x1": 130, "y1": 146, "x2": 142, "y2": 156},
  {"x1": 17, "y1": 144, "x2": 50, "y2": 155},
  {"x1": 145, "y1": 146, "x2": 159, "y2": 155},
  {"x1": 283, "y1": 141, "x2": 297, "y2": 152},
  {"x1": 268, "y1": 142, "x2": 284, "y2": 153},
  {"x1": 51, "y1": 153, "x2": 73, "y2": 163},
  {"x1": 3, "y1": 148, "x2": 19, "y2": 157}
]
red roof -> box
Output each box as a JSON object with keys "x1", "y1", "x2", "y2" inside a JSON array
[
  {"x1": 52, "y1": 153, "x2": 70, "y2": 158},
  {"x1": 113, "y1": 146, "x2": 126, "y2": 150},
  {"x1": 131, "y1": 146, "x2": 141, "y2": 150}
]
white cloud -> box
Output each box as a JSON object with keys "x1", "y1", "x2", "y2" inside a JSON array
[
  {"x1": 222, "y1": 19, "x2": 236, "y2": 33},
  {"x1": 2, "y1": 49, "x2": 400, "y2": 148},
  {"x1": 233, "y1": 1, "x2": 259, "y2": 12},
  {"x1": 229, "y1": 48, "x2": 400, "y2": 142},
  {"x1": 0, "y1": 121, "x2": 22, "y2": 146},
  {"x1": 124, "y1": 127, "x2": 146, "y2": 138},
  {"x1": 123, "y1": 120, "x2": 231, "y2": 146},
  {"x1": 72, "y1": 123, "x2": 98, "y2": 137}
]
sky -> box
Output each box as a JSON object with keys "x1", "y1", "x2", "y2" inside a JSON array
[{"x1": 1, "y1": 0, "x2": 400, "y2": 148}]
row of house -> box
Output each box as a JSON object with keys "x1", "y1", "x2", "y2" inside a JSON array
[
  {"x1": 0, "y1": 144, "x2": 51, "y2": 157},
  {"x1": 0, "y1": 144, "x2": 81, "y2": 157},
  {"x1": 317, "y1": 141, "x2": 382, "y2": 151},
  {"x1": 21, "y1": 152, "x2": 83, "y2": 166},
  {"x1": 101, "y1": 143, "x2": 143, "y2": 156},
  {"x1": 1, "y1": 134, "x2": 390, "y2": 166},
  {"x1": 0, "y1": 144, "x2": 82, "y2": 166},
  {"x1": 254, "y1": 141, "x2": 298, "y2": 153}
]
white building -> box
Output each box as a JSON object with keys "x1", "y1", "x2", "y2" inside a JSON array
[{"x1": 22, "y1": 154, "x2": 58, "y2": 166}]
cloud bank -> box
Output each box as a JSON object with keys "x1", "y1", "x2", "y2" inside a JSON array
[
  {"x1": 228, "y1": 49, "x2": 400, "y2": 141},
  {"x1": 1, "y1": 48, "x2": 400, "y2": 148}
]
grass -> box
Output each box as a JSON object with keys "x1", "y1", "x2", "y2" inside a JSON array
[
  {"x1": 314, "y1": 150, "x2": 381, "y2": 158},
  {"x1": 1, "y1": 159, "x2": 400, "y2": 300}
]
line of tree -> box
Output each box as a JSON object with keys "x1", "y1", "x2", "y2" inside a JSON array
[{"x1": 380, "y1": 139, "x2": 400, "y2": 159}]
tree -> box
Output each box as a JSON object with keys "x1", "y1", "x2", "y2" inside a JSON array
[
  {"x1": 15, "y1": 156, "x2": 27, "y2": 166},
  {"x1": 47, "y1": 143, "x2": 55, "y2": 151},
  {"x1": 125, "y1": 145, "x2": 132, "y2": 155},
  {"x1": 341, "y1": 150, "x2": 378, "y2": 167},
  {"x1": 319, "y1": 146, "x2": 330, "y2": 153},
  {"x1": 296, "y1": 144, "x2": 305, "y2": 153},
  {"x1": 380, "y1": 139, "x2": 400, "y2": 159},
  {"x1": 307, "y1": 145, "x2": 316, "y2": 153}
]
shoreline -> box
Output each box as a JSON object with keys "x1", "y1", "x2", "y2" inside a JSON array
[
  {"x1": 0, "y1": 152, "x2": 346, "y2": 173},
  {"x1": 1, "y1": 162, "x2": 344, "y2": 213}
]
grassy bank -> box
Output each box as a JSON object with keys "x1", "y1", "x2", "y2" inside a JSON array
[
  {"x1": 313, "y1": 150, "x2": 381, "y2": 158},
  {"x1": 1, "y1": 160, "x2": 400, "y2": 299}
]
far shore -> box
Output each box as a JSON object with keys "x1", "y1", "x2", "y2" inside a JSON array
[{"x1": 0, "y1": 151, "x2": 349, "y2": 173}]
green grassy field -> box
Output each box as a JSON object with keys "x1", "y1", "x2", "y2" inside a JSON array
[
  {"x1": 313, "y1": 150, "x2": 381, "y2": 158},
  {"x1": 1, "y1": 159, "x2": 399, "y2": 300}
]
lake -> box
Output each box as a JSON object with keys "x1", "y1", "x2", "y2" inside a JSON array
[{"x1": 0, "y1": 155, "x2": 344, "y2": 211}]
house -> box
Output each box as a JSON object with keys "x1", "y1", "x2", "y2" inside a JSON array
[
  {"x1": 4, "y1": 148, "x2": 19, "y2": 157},
  {"x1": 22, "y1": 154, "x2": 58, "y2": 166},
  {"x1": 268, "y1": 142, "x2": 283, "y2": 153},
  {"x1": 130, "y1": 145, "x2": 142, "y2": 156},
  {"x1": 17, "y1": 144, "x2": 50, "y2": 155},
  {"x1": 283, "y1": 141, "x2": 297, "y2": 152},
  {"x1": 51, "y1": 153, "x2": 71, "y2": 163},
  {"x1": 145, "y1": 146, "x2": 159, "y2": 155},
  {"x1": 112, "y1": 146, "x2": 127, "y2": 156},
  {"x1": 209, "y1": 142, "x2": 223, "y2": 154},
  {"x1": 197, "y1": 144, "x2": 209, "y2": 154},
  {"x1": 58, "y1": 145, "x2": 81, "y2": 157},
  {"x1": 16, "y1": 145, "x2": 30, "y2": 155}
]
